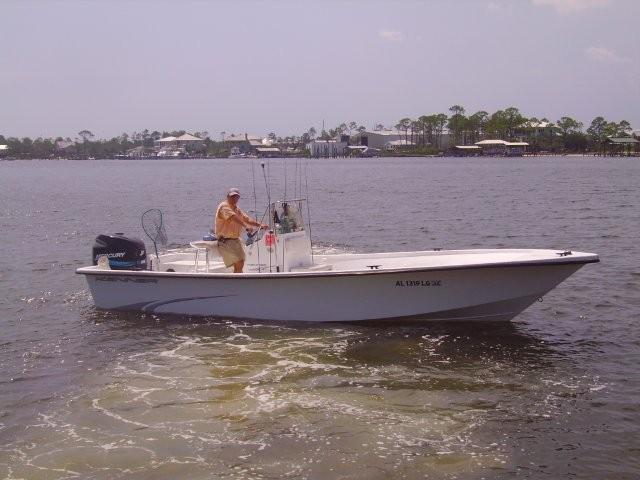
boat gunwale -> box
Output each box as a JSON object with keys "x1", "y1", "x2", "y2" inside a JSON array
[{"x1": 76, "y1": 255, "x2": 599, "y2": 280}]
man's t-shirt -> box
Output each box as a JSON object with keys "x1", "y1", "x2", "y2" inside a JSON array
[{"x1": 215, "y1": 201, "x2": 251, "y2": 239}]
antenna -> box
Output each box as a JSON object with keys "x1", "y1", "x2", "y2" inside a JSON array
[{"x1": 260, "y1": 161, "x2": 271, "y2": 207}]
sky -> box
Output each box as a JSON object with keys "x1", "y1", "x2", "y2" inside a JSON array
[{"x1": 1, "y1": 0, "x2": 638, "y2": 139}]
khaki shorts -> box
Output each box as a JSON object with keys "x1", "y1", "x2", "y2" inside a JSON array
[{"x1": 218, "y1": 238, "x2": 245, "y2": 267}]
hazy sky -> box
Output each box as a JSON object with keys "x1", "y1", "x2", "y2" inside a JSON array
[{"x1": 2, "y1": 0, "x2": 638, "y2": 139}]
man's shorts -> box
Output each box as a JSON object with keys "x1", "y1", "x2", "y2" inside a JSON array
[{"x1": 217, "y1": 238, "x2": 245, "y2": 267}]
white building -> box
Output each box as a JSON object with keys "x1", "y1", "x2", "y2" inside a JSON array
[
  {"x1": 360, "y1": 130, "x2": 411, "y2": 149},
  {"x1": 360, "y1": 129, "x2": 453, "y2": 150},
  {"x1": 155, "y1": 133, "x2": 205, "y2": 150},
  {"x1": 224, "y1": 133, "x2": 266, "y2": 154}
]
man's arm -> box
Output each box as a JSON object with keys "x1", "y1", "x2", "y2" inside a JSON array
[
  {"x1": 239, "y1": 210, "x2": 268, "y2": 229},
  {"x1": 227, "y1": 212, "x2": 267, "y2": 230}
]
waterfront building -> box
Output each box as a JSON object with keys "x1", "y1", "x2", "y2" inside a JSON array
[
  {"x1": 359, "y1": 130, "x2": 414, "y2": 150},
  {"x1": 453, "y1": 145, "x2": 482, "y2": 156},
  {"x1": 475, "y1": 139, "x2": 529, "y2": 156},
  {"x1": 0, "y1": 144, "x2": 8, "y2": 157},
  {"x1": 255, "y1": 147, "x2": 281, "y2": 157},
  {"x1": 125, "y1": 146, "x2": 155, "y2": 158},
  {"x1": 384, "y1": 139, "x2": 416, "y2": 151},
  {"x1": 605, "y1": 137, "x2": 639, "y2": 156},
  {"x1": 307, "y1": 139, "x2": 347, "y2": 158},
  {"x1": 154, "y1": 133, "x2": 205, "y2": 150},
  {"x1": 359, "y1": 129, "x2": 452, "y2": 150},
  {"x1": 224, "y1": 133, "x2": 265, "y2": 155}
]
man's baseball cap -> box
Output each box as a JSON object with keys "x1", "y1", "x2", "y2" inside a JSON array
[{"x1": 227, "y1": 188, "x2": 240, "y2": 197}]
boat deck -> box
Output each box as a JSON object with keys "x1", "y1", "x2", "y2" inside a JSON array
[{"x1": 77, "y1": 248, "x2": 598, "y2": 277}]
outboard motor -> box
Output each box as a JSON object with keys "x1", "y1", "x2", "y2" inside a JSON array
[{"x1": 92, "y1": 233, "x2": 147, "y2": 270}]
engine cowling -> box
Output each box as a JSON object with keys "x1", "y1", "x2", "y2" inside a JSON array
[{"x1": 92, "y1": 234, "x2": 147, "y2": 270}]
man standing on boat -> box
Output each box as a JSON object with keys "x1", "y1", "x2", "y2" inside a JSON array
[{"x1": 214, "y1": 188, "x2": 268, "y2": 273}]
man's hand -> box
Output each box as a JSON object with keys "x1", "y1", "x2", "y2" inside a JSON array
[{"x1": 259, "y1": 224, "x2": 269, "y2": 230}]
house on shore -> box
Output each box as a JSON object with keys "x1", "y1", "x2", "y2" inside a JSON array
[
  {"x1": 514, "y1": 121, "x2": 560, "y2": 140},
  {"x1": 154, "y1": 133, "x2": 205, "y2": 157},
  {"x1": 155, "y1": 133, "x2": 205, "y2": 150},
  {"x1": 224, "y1": 133, "x2": 265, "y2": 155},
  {"x1": 0, "y1": 144, "x2": 8, "y2": 157},
  {"x1": 224, "y1": 133, "x2": 282, "y2": 157}
]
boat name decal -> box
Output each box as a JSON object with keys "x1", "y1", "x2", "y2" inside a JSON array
[
  {"x1": 94, "y1": 252, "x2": 126, "y2": 261},
  {"x1": 95, "y1": 276, "x2": 158, "y2": 284},
  {"x1": 396, "y1": 280, "x2": 442, "y2": 287}
]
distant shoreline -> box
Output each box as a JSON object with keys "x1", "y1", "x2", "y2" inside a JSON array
[{"x1": 2, "y1": 153, "x2": 638, "y2": 162}]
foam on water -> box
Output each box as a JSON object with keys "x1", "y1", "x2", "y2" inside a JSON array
[{"x1": 0, "y1": 320, "x2": 610, "y2": 479}]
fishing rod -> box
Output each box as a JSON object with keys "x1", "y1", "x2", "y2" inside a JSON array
[
  {"x1": 261, "y1": 161, "x2": 274, "y2": 272},
  {"x1": 250, "y1": 159, "x2": 261, "y2": 273},
  {"x1": 304, "y1": 161, "x2": 314, "y2": 264},
  {"x1": 283, "y1": 157, "x2": 287, "y2": 201}
]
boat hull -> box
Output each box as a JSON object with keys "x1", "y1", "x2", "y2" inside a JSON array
[{"x1": 80, "y1": 262, "x2": 586, "y2": 322}]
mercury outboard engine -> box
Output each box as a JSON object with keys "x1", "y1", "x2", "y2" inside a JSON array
[{"x1": 92, "y1": 233, "x2": 147, "y2": 270}]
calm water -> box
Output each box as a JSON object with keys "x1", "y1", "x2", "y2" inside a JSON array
[{"x1": 0, "y1": 157, "x2": 639, "y2": 479}]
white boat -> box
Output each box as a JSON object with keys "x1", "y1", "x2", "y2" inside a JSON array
[{"x1": 77, "y1": 199, "x2": 598, "y2": 322}]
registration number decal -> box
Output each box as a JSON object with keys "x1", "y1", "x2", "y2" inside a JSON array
[{"x1": 396, "y1": 280, "x2": 442, "y2": 287}]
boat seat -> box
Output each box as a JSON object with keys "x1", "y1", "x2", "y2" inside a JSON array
[{"x1": 190, "y1": 241, "x2": 222, "y2": 272}]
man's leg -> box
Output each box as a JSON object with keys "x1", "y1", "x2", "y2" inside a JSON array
[{"x1": 233, "y1": 260, "x2": 244, "y2": 273}]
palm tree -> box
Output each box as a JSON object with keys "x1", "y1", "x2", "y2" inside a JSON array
[
  {"x1": 467, "y1": 111, "x2": 488, "y2": 143},
  {"x1": 397, "y1": 118, "x2": 412, "y2": 144},
  {"x1": 418, "y1": 115, "x2": 432, "y2": 146},
  {"x1": 503, "y1": 107, "x2": 526, "y2": 139},
  {"x1": 447, "y1": 105, "x2": 466, "y2": 145},
  {"x1": 78, "y1": 130, "x2": 94, "y2": 142},
  {"x1": 434, "y1": 114, "x2": 447, "y2": 149},
  {"x1": 410, "y1": 121, "x2": 421, "y2": 146},
  {"x1": 308, "y1": 127, "x2": 317, "y2": 140}
]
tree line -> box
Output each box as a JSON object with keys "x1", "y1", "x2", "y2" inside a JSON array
[
  {"x1": 0, "y1": 106, "x2": 635, "y2": 158},
  {"x1": 0, "y1": 130, "x2": 213, "y2": 159}
]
